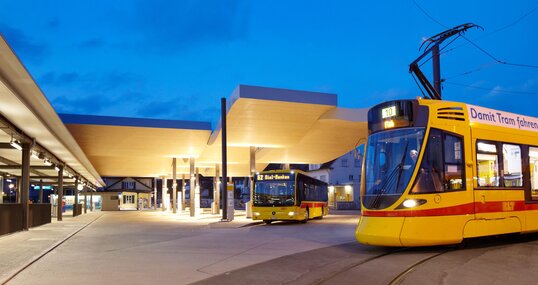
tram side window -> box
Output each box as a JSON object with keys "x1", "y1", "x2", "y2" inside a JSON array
[
  {"x1": 530, "y1": 147, "x2": 538, "y2": 199},
  {"x1": 502, "y1": 144, "x2": 522, "y2": 187},
  {"x1": 444, "y1": 134, "x2": 464, "y2": 190},
  {"x1": 412, "y1": 129, "x2": 464, "y2": 193},
  {"x1": 476, "y1": 142, "x2": 500, "y2": 187}
]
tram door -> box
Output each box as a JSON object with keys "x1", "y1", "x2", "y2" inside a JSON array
[{"x1": 473, "y1": 141, "x2": 522, "y2": 234}]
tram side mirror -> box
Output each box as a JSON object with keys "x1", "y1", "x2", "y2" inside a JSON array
[{"x1": 466, "y1": 160, "x2": 473, "y2": 168}]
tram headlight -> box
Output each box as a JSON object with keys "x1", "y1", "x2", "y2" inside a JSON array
[
  {"x1": 397, "y1": 199, "x2": 428, "y2": 209},
  {"x1": 288, "y1": 211, "x2": 296, "y2": 217},
  {"x1": 253, "y1": 212, "x2": 260, "y2": 216},
  {"x1": 403, "y1": 199, "x2": 418, "y2": 208}
]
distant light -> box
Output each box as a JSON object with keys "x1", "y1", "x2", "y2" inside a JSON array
[
  {"x1": 77, "y1": 184, "x2": 84, "y2": 191},
  {"x1": 8, "y1": 183, "x2": 14, "y2": 189},
  {"x1": 344, "y1": 185, "x2": 352, "y2": 192},
  {"x1": 290, "y1": 170, "x2": 295, "y2": 174},
  {"x1": 328, "y1": 186, "x2": 334, "y2": 192}
]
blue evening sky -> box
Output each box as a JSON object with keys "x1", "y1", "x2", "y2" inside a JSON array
[{"x1": 0, "y1": 1, "x2": 536, "y2": 127}]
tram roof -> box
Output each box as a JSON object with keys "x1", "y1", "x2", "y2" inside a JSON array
[
  {"x1": 0, "y1": 35, "x2": 103, "y2": 187},
  {"x1": 63, "y1": 85, "x2": 369, "y2": 178}
]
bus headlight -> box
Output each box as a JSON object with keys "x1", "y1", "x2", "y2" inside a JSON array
[
  {"x1": 397, "y1": 199, "x2": 427, "y2": 209},
  {"x1": 253, "y1": 212, "x2": 260, "y2": 216},
  {"x1": 288, "y1": 212, "x2": 296, "y2": 217}
]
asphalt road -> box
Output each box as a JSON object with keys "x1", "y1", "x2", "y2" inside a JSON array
[{"x1": 6, "y1": 210, "x2": 538, "y2": 285}]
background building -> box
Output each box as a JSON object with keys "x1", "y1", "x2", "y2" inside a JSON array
[{"x1": 307, "y1": 150, "x2": 362, "y2": 209}]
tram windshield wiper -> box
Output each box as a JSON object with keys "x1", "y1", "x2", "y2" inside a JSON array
[{"x1": 368, "y1": 142, "x2": 409, "y2": 209}]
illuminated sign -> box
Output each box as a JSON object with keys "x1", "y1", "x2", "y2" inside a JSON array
[
  {"x1": 468, "y1": 105, "x2": 538, "y2": 133},
  {"x1": 384, "y1": 120, "x2": 395, "y2": 129},
  {"x1": 256, "y1": 174, "x2": 292, "y2": 181},
  {"x1": 381, "y1": 106, "x2": 397, "y2": 119}
]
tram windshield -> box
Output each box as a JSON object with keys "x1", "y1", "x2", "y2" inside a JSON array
[{"x1": 363, "y1": 127, "x2": 425, "y2": 209}]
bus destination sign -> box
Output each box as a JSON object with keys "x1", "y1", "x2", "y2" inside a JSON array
[
  {"x1": 256, "y1": 174, "x2": 292, "y2": 181},
  {"x1": 381, "y1": 106, "x2": 397, "y2": 119}
]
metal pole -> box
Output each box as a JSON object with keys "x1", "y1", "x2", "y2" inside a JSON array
[
  {"x1": 189, "y1": 158, "x2": 195, "y2": 217},
  {"x1": 84, "y1": 184, "x2": 87, "y2": 213},
  {"x1": 39, "y1": 179, "x2": 43, "y2": 204},
  {"x1": 181, "y1": 174, "x2": 185, "y2": 210},
  {"x1": 172, "y1": 158, "x2": 177, "y2": 214},
  {"x1": 153, "y1": 177, "x2": 156, "y2": 209},
  {"x1": 74, "y1": 178, "x2": 79, "y2": 217},
  {"x1": 90, "y1": 190, "x2": 93, "y2": 211},
  {"x1": 212, "y1": 164, "x2": 220, "y2": 214},
  {"x1": 432, "y1": 45, "x2": 441, "y2": 97},
  {"x1": 21, "y1": 143, "x2": 30, "y2": 230},
  {"x1": 221, "y1": 97, "x2": 228, "y2": 221},
  {"x1": 57, "y1": 164, "x2": 64, "y2": 221},
  {"x1": 161, "y1": 176, "x2": 166, "y2": 211},
  {"x1": 247, "y1": 146, "x2": 255, "y2": 218}
]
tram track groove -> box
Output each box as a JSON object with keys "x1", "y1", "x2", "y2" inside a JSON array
[
  {"x1": 310, "y1": 247, "x2": 408, "y2": 285},
  {"x1": 387, "y1": 249, "x2": 455, "y2": 285}
]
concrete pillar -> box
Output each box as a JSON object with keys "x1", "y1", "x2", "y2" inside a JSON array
[
  {"x1": 84, "y1": 185, "x2": 87, "y2": 214},
  {"x1": 153, "y1": 177, "x2": 157, "y2": 209},
  {"x1": 212, "y1": 164, "x2": 220, "y2": 214},
  {"x1": 189, "y1": 157, "x2": 196, "y2": 217},
  {"x1": 38, "y1": 179, "x2": 43, "y2": 204},
  {"x1": 74, "y1": 178, "x2": 79, "y2": 217},
  {"x1": 0, "y1": 175, "x2": 3, "y2": 204},
  {"x1": 181, "y1": 174, "x2": 185, "y2": 210},
  {"x1": 195, "y1": 167, "x2": 200, "y2": 215},
  {"x1": 161, "y1": 176, "x2": 166, "y2": 211},
  {"x1": 16, "y1": 177, "x2": 20, "y2": 203},
  {"x1": 57, "y1": 164, "x2": 64, "y2": 221},
  {"x1": 172, "y1": 158, "x2": 177, "y2": 214},
  {"x1": 247, "y1": 146, "x2": 256, "y2": 218},
  {"x1": 21, "y1": 143, "x2": 30, "y2": 230}
]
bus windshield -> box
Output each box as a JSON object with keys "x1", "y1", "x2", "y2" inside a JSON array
[
  {"x1": 363, "y1": 127, "x2": 425, "y2": 209},
  {"x1": 254, "y1": 181, "x2": 295, "y2": 206}
]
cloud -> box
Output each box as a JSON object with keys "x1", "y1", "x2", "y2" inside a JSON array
[
  {"x1": 38, "y1": 71, "x2": 144, "y2": 92},
  {"x1": 129, "y1": 0, "x2": 250, "y2": 52},
  {"x1": 79, "y1": 38, "x2": 105, "y2": 49},
  {"x1": 0, "y1": 22, "x2": 49, "y2": 64},
  {"x1": 52, "y1": 93, "x2": 114, "y2": 114}
]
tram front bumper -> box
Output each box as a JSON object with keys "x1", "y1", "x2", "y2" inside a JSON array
[{"x1": 355, "y1": 216, "x2": 405, "y2": 247}]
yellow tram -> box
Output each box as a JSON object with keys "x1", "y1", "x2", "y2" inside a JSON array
[{"x1": 356, "y1": 98, "x2": 538, "y2": 246}]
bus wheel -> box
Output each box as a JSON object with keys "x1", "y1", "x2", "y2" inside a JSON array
[
  {"x1": 302, "y1": 209, "x2": 309, "y2": 223},
  {"x1": 264, "y1": 220, "x2": 272, "y2": 225}
]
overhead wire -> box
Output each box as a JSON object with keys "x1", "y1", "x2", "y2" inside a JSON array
[
  {"x1": 444, "y1": 82, "x2": 538, "y2": 95},
  {"x1": 412, "y1": 0, "x2": 538, "y2": 95},
  {"x1": 413, "y1": 0, "x2": 538, "y2": 69}
]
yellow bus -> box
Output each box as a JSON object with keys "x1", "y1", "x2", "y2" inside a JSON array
[
  {"x1": 252, "y1": 170, "x2": 328, "y2": 224},
  {"x1": 356, "y1": 98, "x2": 538, "y2": 246}
]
